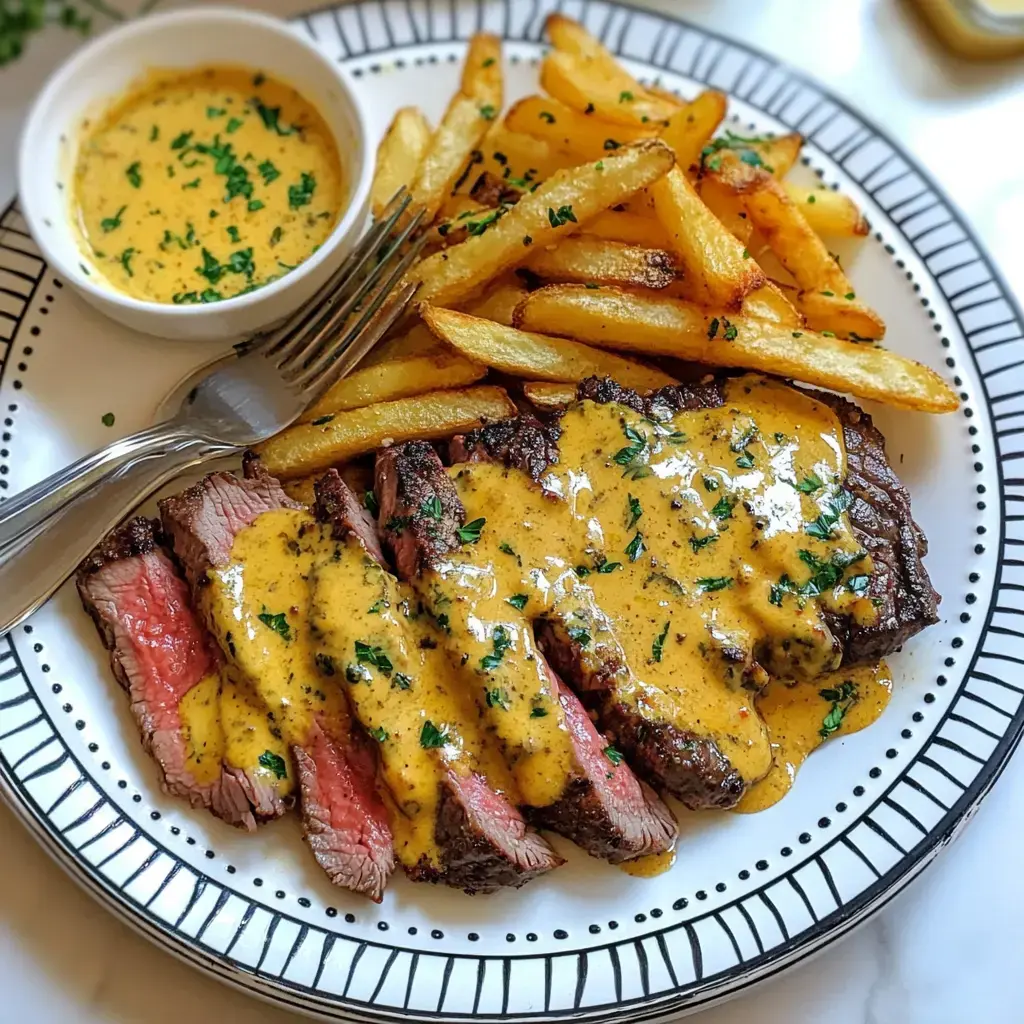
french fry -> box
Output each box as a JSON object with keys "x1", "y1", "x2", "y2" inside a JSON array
[
  {"x1": 661, "y1": 90, "x2": 727, "y2": 174},
  {"x1": 784, "y1": 184, "x2": 869, "y2": 237},
  {"x1": 698, "y1": 174, "x2": 753, "y2": 244},
  {"x1": 410, "y1": 34, "x2": 503, "y2": 220},
  {"x1": 515, "y1": 285, "x2": 957, "y2": 414},
  {"x1": 410, "y1": 140, "x2": 675, "y2": 309},
  {"x1": 523, "y1": 381, "x2": 577, "y2": 409},
  {"x1": 477, "y1": 123, "x2": 574, "y2": 185},
  {"x1": 505, "y1": 95, "x2": 650, "y2": 159},
  {"x1": 544, "y1": 14, "x2": 678, "y2": 118},
  {"x1": 463, "y1": 277, "x2": 528, "y2": 326},
  {"x1": 753, "y1": 133, "x2": 802, "y2": 178},
  {"x1": 362, "y1": 324, "x2": 443, "y2": 367},
  {"x1": 582, "y1": 209, "x2": 671, "y2": 248},
  {"x1": 541, "y1": 50, "x2": 675, "y2": 128},
  {"x1": 714, "y1": 152, "x2": 883, "y2": 338},
  {"x1": 420, "y1": 304, "x2": 676, "y2": 392},
  {"x1": 302, "y1": 352, "x2": 486, "y2": 422},
  {"x1": 371, "y1": 107, "x2": 432, "y2": 219},
  {"x1": 257, "y1": 387, "x2": 517, "y2": 478},
  {"x1": 282, "y1": 475, "x2": 318, "y2": 506},
  {"x1": 527, "y1": 237, "x2": 677, "y2": 290},
  {"x1": 650, "y1": 166, "x2": 765, "y2": 309},
  {"x1": 741, "y1": 282, "x2": 803, "y2": 327}
]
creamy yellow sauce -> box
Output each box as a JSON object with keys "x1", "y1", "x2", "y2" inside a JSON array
[
  {"x1": 620, "y1": 848, "x2": 677, "y2": 878},
  {"x1": 414, "y1": 376, "x2": 875, "y2": 795},
  {"x1": 176, "y1": 671, "x2": 225, "y2": 786},
  {"x1": 73, "y1": 65, "x2": 343, "y2": 303},
  {"x1": 737, "y1": 661, "x2": 893, "y2": 813}
]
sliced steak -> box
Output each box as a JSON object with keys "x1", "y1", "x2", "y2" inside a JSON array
[
  {"x1": 315, "y1": 469, "x2": 563, "y2": 892},
  {"x1": 294, "y1": 717, "x2": 394, "y2": 903},
  {"x1": 160, "y1": 470, "x2": 395, "y2": 899},
  {"x1": 76, "y1": 517, "x2": 268, "y2": 830},
  {"x1": 373, "y1": 446, "x2": 678, "y2": 861},
  {"x1": 375, "y1": 441, "x2": 465, "y2": 579},
  {"x1": 159, "y1": 468, "x2": 301, "y2": 588},
  {"x1": 449, "y1": 414, "x2": 561, "y2": 481}
]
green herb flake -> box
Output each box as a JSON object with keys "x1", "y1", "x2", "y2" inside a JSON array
[
  {"x1": 252, "y1": 98, "x2": 297, "y2": 136},
  {"x1": 288, "y1": 171, "x2": 316, "y2": 210},
  {"x1": 652, "y1": 621, "x2": 670, "y2": 663},
  {"x1": 481, "y1": 625, "x2": 513, "y2": 671},
  {"x1": 530, "y1": 706, "x2": 548, "y2": 718},
  {"x1": 625, "y1": 531, "x2": 646, "y2": 562},
  {"x1": 819, "y1": 680, "x2": 857, "y2": 739},
  {"x1": 547, "y1": 204, "x2": 578, "y2": 228},
  {"x1": 248, "y1": 199, "x2": 265, "y2": 212},
  {"x1": 457, "y1": 517, "x2": 486, "y2": 544},
  {"x1": 420, "y1": 720, "x2": 449, "y2": 748},
  {"x1": 805, "y1": 488, "x2": 852, "y2": 540},
  {"x1": 539, "y1": 110, "x2": 556, "y2": 123},
  {"x1": 479, "y1": 104, "x2": 497, "y2": 121},
  {"x1": 125, "y1": 162, "x2": 142, "y2": 188},
  {"x1": 100, "y1": 205, "x2": 127, "y2": 233},
  {"x1": 311, "y1": 414, "x2": 334, "y2": 426},
  {"x1": 507, "y1": 594, "x2": 529, "y2": 611},
  {"x1": 118, "y1": 248, "x2": 135, "y2": 277},
  {"x1": 101, "y1": 412, "x2": 115, "y2": 427},
  {"x1": 603, "y1": 745, "x2": 624, "y2": 766},
  {"x1": 392, "y1": 672, "x2": 412, "y2": 690},
  {"x1": 149, "y1": 125, "x2": 159, "y2": 142},
  {"x1": 735, "y1": 451, "x2": 755, "y2": 469},
  {"x1": 485, "y1": 687, "x2": 511, "y2": 710},
  {"x1": 182, "y1": 177, "x2": 201, "y2": 189},
  {"x1": 258, "y1": 607, "x2": 291, "y2": 640},
  {"x1": 707, "y1": 317, "x2": 720, "y2": 339},
  {"x1": 619, "y1": 90, "x2": 634, "y2": 102},
  {"x1": 793, "y1": 473, "x2": 824, "y2": 494},
  {"x1": 696, "y1": 576, "x2": 733, "y2": 593},
  {"x1": 258, "y1": 750, "x2": 288, "y2": 779},
  {"x1": 226, "y1": 225, "x2": 241, "y2": 244},
  {"x1": 689, "y1": 534, "x2": 717, "y2": 553},
  {"x1": 597, "y1": 560, "x2": 622, "y2": 573},
  {"x1": 225, "y1": 117, "x2": 244, "y2": 134},
  {"x1": 567, "y1": 625, "x2": 592, "y2": 648},
  {"x1": 354, "y1": 640, "x2": 393, "y2": 675},
  {"x1": 722, "y1": 318, "x2": 738, "y2": 341},
  {"x1": 710, "y1": 495, "x2": 735, "y2": 519},
  {"x1": 627, "y1": 493, "x2": 643, "y2": 529}
]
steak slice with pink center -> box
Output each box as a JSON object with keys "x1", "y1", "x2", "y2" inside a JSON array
[{"x1": 76, "y1": 517, "x2": 267, "y2": 830}]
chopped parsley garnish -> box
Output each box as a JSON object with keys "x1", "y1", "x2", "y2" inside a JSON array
[
  {"x1": 689, "y1": 534, "x2": 717, "y2": 553},
  {"x1": 703, "y1": 475, "x2": 719, "y2": 492},
  {"x1": 652, "y1": 621, "x2": 670, "y2": 663},
  {"x1": 819, "y1": 680, "x2": 857, "y2": 738},
  {"x1": 466, "y1": 204, "x2": 511, "y2": 236},
  {"x1": 252, "y1": 99, "x2": 297, "y2": 136},
  {"x1": 539, "y1": 110, "x2": 556, "y2": 123},
  {"x1": 258, "y1": 607, "x2": 291, "y2": 640},
  {"x1": 270, "y1": 226, "x2": 283, "y2": 247},
  {"x1": 311, "y1": 414, "x2": 334, "y2": 426},
  {"x1": 226, "y1": 225, "x2": 241, "y2": 244},
  {"x1": 101, "y1": 412, "x2": 115, "y2": 427},
  {"x1": 710, "y1": 495, "x2": 735, "y2": 519},
  {"x1": 696, "y1": 576, "x2": 733, "y2": 592},
  {"x1": 507, "y1": 594, "x2": 529, "y2": 611},
  {"x1": 183, "y1": 177, "x2": 201, "y2": 189},
  {"x1": 530, "y1": 706, "x2": 548, "y2": 718},
  {"x1": 625, "y1": 531, "x2": 646, "y2": 562},
  {"x1": 354, "y1": 640, "x2": 393, "y2": 676},
  {"x1": 118, "y1": 248, "x2": 135, "y2": 277},
  {"x1": 392, "y1": 673, "x2": 412, "y2": 690},
  {"x1": 420, "y1": 720, "x2": 449, "y2": 748},
  {"x1": 479, "y1": 104, "x2": 497, "y2": 120},
  {"x1": 248, "y1": 199, "x2": 264, "y2": 212},
  {"x1": 794, "y1": 473, "x2": 824, "y2": 494},
  {"x1": 595, "y1": 160, "x2": 604, "y2": 170},
  {"x1": 207, "y1": 106, "x2": 226, "y2": 118},
  {"x1": 847, "y1": 574, "x2": 871, "y2": 595},
  {"x1": 627, "y1": 493, "x2": 643, "y2": 529},
  {"x1": 730, "y1": 425, "x2": 759, "y2": 452},
  {"x1": 805, "y1": 488, "x2": 852, "y2": 540},
  {"x1": 597, "y1": 560, "x2": 622, "y2": 573},
  {"x1": 613, "y1": 423, "x2": 649, "y2": 478},
  {"x1": 619, "y1": 90, "x2": 634, "y2": 102},
  {"x1": 125, "y1": 162, "x2": 142, "y2": 188},
  {"x1": 258, "y1": 750, "x2": 288, "y2": 779},
  {"x1": 170, "y1": 131, "x2": 193, "y2": 150},
  {"x1": 707, "y1": 317, "x2": 720, "y2": 339},
  {"x1": 420, "y1": 495, "x2": 443, "y2": 520},
  {"x1": 258, "y1": 159, "x2": 281, "y2": 185},
  {"x1": 603, "y1": 745, "x2": 624, "y2": 766},
  {"x1": 457, "y1": 517, "x2": 486, "y2": 544},
  {"x1": 567, "y1": 625, "x2": 592, "y2": 648},
  {"x1": 482, "y1": 57, "x2": 496, "y2": 67},
  {"x1": 196, "y1": 247, "x2": 224, "y2": 284},
  {"x1": 722, "y1": 319, "x2": 738, "y2": 341},
  {"x1": 485, "y1": 687, "x2": 511, "y2": 710},
  {"x1": 369, "y1": 725, "x2": 389, "y2": 742},
  {"x1": 498, "y1": 541, "x2": 520, "y2": 564},
  {"x1": 735, "y1": 451, "x2": 755, "y2": 469},
  {"x1": 575, "y1": 565, "x2": 591, "y2": 577},
  {"x1": 149, "y1": 126, "x2": 159, "y2": 142},
  {"x1": 100, "y1": 206, "x2": 126, "y2": 233},
  {"x1": 288, "y1": 172, "x2": 316, "y2": 210},
  {"x1": 225, "y1": 117, "x2": 243, "y2": 134},
  {"x1": 547, "y1": 204, "x2": 577, "y2": 228},
  {"x1": 772, "y1": 549, "x2": 867, "y2": 606},
  {"x1": 481, "y1": 625, "x2": 512, "y2": 671},
  {"x1": 364, "y1": 490, "x2": 379, "y2": 516}
]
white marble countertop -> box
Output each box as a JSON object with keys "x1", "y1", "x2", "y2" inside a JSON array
[{"x1": 1, "y1": 1, "x2": 1023, "y2": 1021}]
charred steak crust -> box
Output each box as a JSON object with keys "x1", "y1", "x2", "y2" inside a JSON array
[
  {"x1": 375, "y1": 441, "x2": 465, "y2": 578},
  {"x1": 78, "y1": 515, "x2": 164, "y2": 573},
  {"x1": 449, "y1": 414, "x2": 562, "y2": 481},
  {"x1": 535, "y1": 620, "x2": 744, "y2": 812}
]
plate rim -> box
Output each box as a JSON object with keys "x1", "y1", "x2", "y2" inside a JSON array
[{"x1": 0, "y1": 0, "x2": 1019, "y2": 1020}]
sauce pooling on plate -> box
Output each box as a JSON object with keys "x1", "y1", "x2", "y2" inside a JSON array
[{"x1": 73, "y1": 65, "x2": 343, "y2": 304}]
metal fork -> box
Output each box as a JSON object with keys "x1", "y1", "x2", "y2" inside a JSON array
[{"x1": 0, "y1": 189, "x2": 427, "y2": 560}]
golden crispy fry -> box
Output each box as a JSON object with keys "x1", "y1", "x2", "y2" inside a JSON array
[
  {"x1": 371, "y1": 107, "x2": 432, "y2": 219},
  {"x1": 650, "y1": 166, "x2": 765, "y2": 309},
  {"x1": 741, "y1": 282, "x2": 804, "y2": 327},
  {"x1": 462, "y1": 277, "x2": 528, "y2": 326},
  {"x1": 282, "y1": 475, "x2": 318, "y2": 506},
  {"x1": 420, "y1": 304, "x2": 676, "y2": 392},
  {"x1": 257, "y1": 387, "x2": 517, "y2": 478},
  {"x1": 527, "y1": 236, "x2": 677, "y2": 290},
  {"x1": 661, "y1": 90, "x2": 727, "y2": 174},
  {"x1": 544, "y1": 14, "x2": 678, "y2": 114},
  {"x1": 302, "y1": 352, "x2": 486, "y2": 422},
  {"x1": 541, "y1": 50, "x2": 675, "y2": 128},
  {"x1": 505, "y1": 95, "x2": 650, "y2": 159},
  {"x1": 514, "y1": 285, "x2": 957, "y2": 414},
  {"x1": 522, "y1": 381, "x2": 577, "y2": 409},
  {"x1": 410, "y1": 140, "x2": 675, "y2": 308},
  {"x1": 581, "y1": 209, "x2": 671, "y2": 248},
  {"x1": 698, "y1": 174, "x2": 753, "y2": 244},
  {"x1": 362, "y1": 324, "x2": 443, "y2": 367},
  {"x1": 410, "y1": 34, "x2": 502, "y2": 220},
  {"x1": 715, "y1": 153, "x2": 884, "y2": 338},
  {"x1": 784, "y1": 184, "x2": 869, "y2": 237},
  {"x1": 431, "y1": 200, "x2": 506, "y2": 248},
  {"x1": 754, "y1": 133, "x2": 802, "y2": 178},
  {"x1": 476, "y1": 123, "x2": 574, "y2": 185}
]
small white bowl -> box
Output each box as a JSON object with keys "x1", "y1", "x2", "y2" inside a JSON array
[{"x1": 18, "y1": 7, "x2": 372, "y2": 342}]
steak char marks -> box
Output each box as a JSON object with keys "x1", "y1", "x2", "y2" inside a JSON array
[
  {"x1": 452, "y1": 376, "x2": 940, "y2": 811},
  {"x1": 159, "y1": 468, "x2": 395, "y2": 901},
  {"x1": 315, "y1": 469, "x2": 563, "y2": 893},
  {"x1": 375, "y1": 443, "x2": 678, "y2": 862},
  {"x1": 77, "y1": 518, "x2": 263, "y2": 829}
]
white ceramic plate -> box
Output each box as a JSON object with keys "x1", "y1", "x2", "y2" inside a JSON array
[{"x1": 0, "y1": 2, "x2": 1018, "y2": 1021}]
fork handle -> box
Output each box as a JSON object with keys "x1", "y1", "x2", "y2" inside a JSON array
[{"x1": 0, "y1": 421, "x2": 198, "y2": 557}]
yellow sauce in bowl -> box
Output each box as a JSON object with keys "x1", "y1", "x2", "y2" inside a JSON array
[{"x1": 72, "y1": 65, "x2": 344, "y2": 304}]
